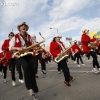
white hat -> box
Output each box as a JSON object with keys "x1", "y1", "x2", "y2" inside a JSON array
[
  {"x1": 54, "y1": 33, "x2": 62, "y2": 38},
  {"x1": 74, "y1": 40, "x2": 77, "y2": 42}
]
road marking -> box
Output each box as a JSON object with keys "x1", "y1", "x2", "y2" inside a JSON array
[{"x1": 38, "y1": 69, "x2": 93, "y2": 73}]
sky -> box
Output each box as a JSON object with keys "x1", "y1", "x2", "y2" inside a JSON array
[{"x1": 0, "y1": 0, "x2": 100, "y2": 50}]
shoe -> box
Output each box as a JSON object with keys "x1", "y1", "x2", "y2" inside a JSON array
[
  {"x1": 0, "y1": 72, "x2": 2, "y2": 76},
  {"x1": 81, "y1": 64, "x2": 85, "y2": 66},
  {"x1": 67, "y1": 61, "x2": 69, "y2": 64},
  {"x1": 28, "y1": 89, "x2": 34, "y2": 96},
  {"x1": 19, "y1": 79, "x2": 24, "y2": 83},
  {"x1": 58, "y1": 71, "x2": 61, "y2": 74},
  {"x1": 41, "y1": 70, "x2": 46, "y2": 74},
  {"x1": 64, "y1": 81, "x2": 71, "y2": 87},
  {"x1": 97, "y1": 55, "x2": 100, "y2": 57},
  {"x1": 4, "y1": 79, "x2": 7, "y2": 83},
  {"x1": 98, "y1": 68, "x2": 100, "y2": 71},
  {"x1": 74, "y1": 61, "x2": 76, "y2": 63},
  {"x1": 12, "y1": 81, "x2": 16, "y2": 86},
  {"x1": 92, "y1": 68, "x2": 99, "y2": 73},
  {"x1": 77, "y1": 64, "x2": 80, "y2": 67},
  {"x1": 35, "y1": 75, "x2": 38, "y2": 78},
  {"x1": 70, "y1": 77, "x2": 76, "y2": 82},
  {"x1": 33, "y1": 93, "x2": 39, "y2": 100}
]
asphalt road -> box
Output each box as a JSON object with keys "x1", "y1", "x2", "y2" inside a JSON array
[{"x1": 0, "y1": 56, "x2": 100, "y2": 100}]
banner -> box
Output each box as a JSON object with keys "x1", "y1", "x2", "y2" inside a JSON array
[
  {"x1": 66, "y1": 37, "x2": 72, "y2": 41},
  {"x1": 89, "y1": 31, "x2": 100, "y2": 39}
]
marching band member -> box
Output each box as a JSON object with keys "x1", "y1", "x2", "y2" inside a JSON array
[
  {"x1": 9, "y1": 22, "x2": 39, "y2": 99},
  {"x1": 45, "y1": 51, "x2": 52, "y2": 63},
  {"x1": 0, "y1": 51, "x2": 3, "y2": 76},
  {"x1": 0, "y1": 50, "x2": 8, "y2": 82},
  {"x1": 1, "y1": 32, "x2": 16, "y2": 82},
  {"x1": 32, "y1": 35, "x2": 46, "y2": 76},
  {"x1": 91, "y1": 35, "x2": 99, "y2": 55},
  {"x1": 81, "y1": 29, "x2": 100, "y2": 73},
  {"x1": 2, "y1": 32, "x2": 24, "y2": 86},
  {"x1": 71, "y1": 40, "x2": 85, "y2": 67},
  {"x1": 50, "y1": 33, "x2": 75, "y2": 87}
]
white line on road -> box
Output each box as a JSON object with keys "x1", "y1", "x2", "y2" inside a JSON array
[{"x1": 38, "y1": 69, "x2": 93, "y2": 73}]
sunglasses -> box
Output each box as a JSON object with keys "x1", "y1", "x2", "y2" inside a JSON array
[{"x1": 9, "y1": 35, "x2": 14, "y2": 36}]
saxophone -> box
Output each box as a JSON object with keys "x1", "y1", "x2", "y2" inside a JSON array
[
  {"x1": 0, "y1": 56, "x2": 6, "y2": 62},
  {"x1": 88, "y1": 42, "x2": 98, "y2": 49},
  {"x1": 54, "y1": 45, "x2": 72, "y2": 63},
  {"x1": 14, "y1": 32, "x2": 46, "y2": 59}
]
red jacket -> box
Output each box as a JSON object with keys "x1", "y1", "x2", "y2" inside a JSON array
[
  {"x1": 1, "y1": 39, "x2": 12, "y2": 60},
  {"x1": 50, "y1": 41, "x2": 65, "y2": 58},
  {"x1": 91, "y1": 37, "x2": 97, "y2": 42},
  {"x1": 91, "y1": 37, "x2": 99, "y2": 52},
  {"x1": 2, "y1": 39, "x2": 10, "y2": 51},
  {"x1": 71, "y1": 43, "x2": 82, "y2": 54},
  {"x1": 0, "y1": 52, "x2": 4, "y2": 64},
  {"x1": 0, "y1": 52, "x2": 8, "y2": 66},
  {"x1": 81, "y1": 34, "x2": 91, "y2": 53}
]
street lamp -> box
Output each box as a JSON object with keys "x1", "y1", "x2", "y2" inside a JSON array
[{"x1": 50, "y1": 28, "x2": 58, "y2": 33}]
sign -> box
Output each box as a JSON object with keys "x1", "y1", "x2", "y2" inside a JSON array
[{"x1": 65, "y1": 37, "x2": 72, "y2": 41}]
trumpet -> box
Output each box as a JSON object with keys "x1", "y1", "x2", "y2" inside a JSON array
[{"x1": 14, "y1": 32, "x2": 46, "y2": 59}]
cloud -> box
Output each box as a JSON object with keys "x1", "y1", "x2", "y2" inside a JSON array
[
  {"x1": 0, "y1": 0, "x2": 100, "y2": 49},
  {"x1": 49, "y1": 0, "x2": 96, "y2": 20},
  {"x1": 81, "y1": 18, "x2": 100, "y2": 32}
]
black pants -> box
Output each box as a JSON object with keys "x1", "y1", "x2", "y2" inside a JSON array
[
  {"x1": 16, "y1": 55, "x2": 38, "y2": 92},
  {"x1": 90, "y1": 51, "x2": 100, "y2": 68},
  {"x1": 9, "y1": 58, "x2": 23, "y2": 81},
  {"x1": 33, "y1": 54, "x2": 46, "y2": 74},
  {"x1": 74, "y1": 53, "x2": 83, "y2": 65},
  {"x1": 69, "y1": 54, "x2": 75, "y2": 61},
  {"x1": 86, "y1": 52, "x2": 90, "y2": 60},
  {"x1": 3, "y1": 66, "x2": 7, "y2": 79},
  {"x1": 57, "y1": 63, "x2": 61, "y2": 71},
  {"x1": 58, "y1": 59, "x2": 70, "y2": 82},
  {"x1": 0, "y1": 63, "x2": 3, "y2": 72},
  {"x1": 0, "y1": 64, "x2": 7, "y2": 79}
]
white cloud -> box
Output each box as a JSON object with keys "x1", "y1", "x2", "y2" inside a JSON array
[
  {"x1": 81, "y1": 18, "x2": 100, "y2": 32},
  {"x1": 50, "y1": 0, "x2": 95, "y2": 20},
  {"x1": 0, "y1": 0, "x2": 100, "y2": 48}
]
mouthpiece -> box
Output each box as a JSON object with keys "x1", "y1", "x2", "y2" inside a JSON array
[{"x1": 39, "y1": 32, "x2": 41, "y2": 36}]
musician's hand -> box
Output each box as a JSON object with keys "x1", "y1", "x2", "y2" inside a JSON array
[
  {"x1": 94, "y1": 41, "x2": 97, "y2": 43},
  {"x1": 16, "y1": 47, "x2": 24, "y2": 51},
  {"x1": 57, "y1": 54, "x2": 60, "y2": 56}
]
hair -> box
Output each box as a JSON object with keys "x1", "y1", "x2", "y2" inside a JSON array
[
  {"x1": 17, "y1": 22, "x2": 29, "y2": 31},
  {"x1": 9, "y1": 32, "x2": 14, "y2": 36},
  {"x1": 52, "y1": 37, "x2": 56, "y2": 42}
]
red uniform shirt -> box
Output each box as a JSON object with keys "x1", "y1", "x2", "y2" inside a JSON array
[
  {"x1": 1, "y1": 39, "x2": 12, "y2": 60},
  {"x1": 71, "y1": 43, "x2": 82, "y2": 54},
  {"x1": 50, "y1": 41, "x2": 65, "y2": 58},
  {"x1": 81, "y1": 34, "x2": 91, "y2": 53}
]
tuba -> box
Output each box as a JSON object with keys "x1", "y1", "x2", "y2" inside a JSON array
[
  {"x1": 54, "y1": 46, "x2": 72, "y2": 63},
  {"x1": 14, "y1": 32, "x2": 46, "y2": 59}
]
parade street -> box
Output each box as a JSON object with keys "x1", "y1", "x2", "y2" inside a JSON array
[{"x1": 0, "y1": 56, "x2": 100, "y2": 100}]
